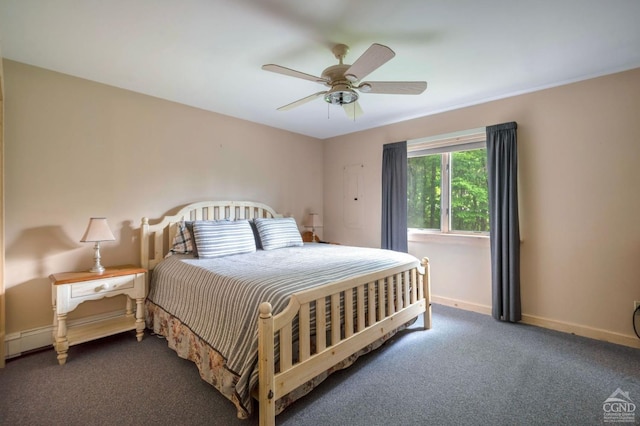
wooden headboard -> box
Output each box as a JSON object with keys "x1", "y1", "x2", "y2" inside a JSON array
[{"x1": 140, "y1": 200, "x2": 280, "y2": 271}]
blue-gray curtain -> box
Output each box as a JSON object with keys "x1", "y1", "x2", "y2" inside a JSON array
[
  {"x1": 486, "y1": 122, "x2": 521, "y2": 322},
  {"x1": 381, "y1": 141, "x2": 408, "y2": 252}
]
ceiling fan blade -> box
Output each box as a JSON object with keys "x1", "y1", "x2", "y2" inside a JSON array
[
  {"x1": 262, "y1": 64, "x2": 328, "y2": 84},
  {"x1": 277, "y1": 91, "x2": 327, "y2": 111},
  {"x1": 344, "y1": 43, "x2": 395, "y2": 82},
  {"x1": 343, "y1": 101, "x2": 363, "y2": 120},
  {"x1": 359, "y1": 81, "x2": 427, "y2": 95}
]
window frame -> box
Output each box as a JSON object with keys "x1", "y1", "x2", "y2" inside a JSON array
[{"x1": 407, "y1": 128, "x2": 489, "y2": 241}]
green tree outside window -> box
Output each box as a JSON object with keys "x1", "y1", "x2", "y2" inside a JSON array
[{"x1": 408, "y1": 148, "x2": 489, "y2": 233}]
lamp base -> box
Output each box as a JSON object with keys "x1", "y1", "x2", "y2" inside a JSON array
[
  {"x1": 89, "y1": 242, "x2": 106, "y2": 274},
  {"x1": 89, "y1": 265, "x2": 106, "y2": 273}
]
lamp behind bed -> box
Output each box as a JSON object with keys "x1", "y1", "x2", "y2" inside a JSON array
[{"x1": 303, "y1": 213, "x2": 322, "y2": 243}]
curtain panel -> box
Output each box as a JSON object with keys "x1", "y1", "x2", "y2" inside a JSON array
[
  {"x1": 486, "y1": 122, "x2": 521, "y2": 322},
  {"x1": 381, "y1": 141, "x2": 408, "y2": 252}
]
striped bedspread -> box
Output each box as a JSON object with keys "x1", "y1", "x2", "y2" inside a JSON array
[{"x1": 147, "y1": 243, "x2": 419, "y2": 414}]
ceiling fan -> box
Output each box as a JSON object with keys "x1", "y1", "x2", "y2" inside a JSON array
[{"x1": 262, "y1": 43, "x2": 427, "y2": 118}]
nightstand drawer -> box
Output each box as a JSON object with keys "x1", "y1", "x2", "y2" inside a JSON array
[{"x1": 71, "y1": 275, "x2": 135, "y2": 298}]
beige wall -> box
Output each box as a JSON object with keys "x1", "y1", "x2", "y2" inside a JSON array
[
  {"x1": 3, "y1": 60, "x2": 323, "y2": 335},
  {"x1": 324, "y1": 68, "x2": 640, "y2": 346}
]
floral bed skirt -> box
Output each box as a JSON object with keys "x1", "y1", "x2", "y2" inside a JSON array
[{"x1": 146, "y1": 300, "x2": 414, "y2": 419}]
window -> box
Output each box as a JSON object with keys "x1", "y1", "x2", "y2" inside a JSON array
[{"x1": 407, "y1": 130, "x2": 489, "y2": 235}]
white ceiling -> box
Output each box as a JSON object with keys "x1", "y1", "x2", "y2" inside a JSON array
[{"x1": 1, "y1": 0, "x2": 639, "y2": 139}]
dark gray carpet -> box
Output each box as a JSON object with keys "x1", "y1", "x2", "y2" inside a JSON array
[{"x1": 1, "y1": 304, "x2": 638, "y2": 425}]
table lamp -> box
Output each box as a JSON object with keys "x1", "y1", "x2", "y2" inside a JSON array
[
  {"x1": 80, "y1": 217, "x2": 115, "y2": 273},
  {"x1": 304, "y1": 213, "x2": 323, "y2": 242}
]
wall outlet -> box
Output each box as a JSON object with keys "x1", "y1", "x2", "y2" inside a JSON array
[{"x1": 635, "y1": 301, "x2": 640, "y2": 311}]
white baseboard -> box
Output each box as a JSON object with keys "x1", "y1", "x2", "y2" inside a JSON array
[
  {"x1": 432, "y1": 295, "x2": 492, "y2": 315},
  {"x1": 6, "y1": 299, "x2": 639, "y2": 359},
  {"x1": 521, "y1": 313, "x2": 640, "y2": 349},
  {"x1": 432, "y1": 295, "x2": 640, "y2": 349},
  {"x1": 4, "y1": 309, "x2": 128, "y2": 359}
]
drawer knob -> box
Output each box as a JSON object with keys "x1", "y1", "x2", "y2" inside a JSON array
[{"x1": 98, "y1": 283, "x2": 113, "y2": 292}]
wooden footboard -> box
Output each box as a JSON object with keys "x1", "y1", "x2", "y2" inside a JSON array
[{"x1": 258, "y1": 257, "x2": 431, "y2": 426}]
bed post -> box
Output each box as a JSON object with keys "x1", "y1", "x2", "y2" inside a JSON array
[
  {"x1": 140, "y1": 217, "x2": 150, "y2": 295},
  {"x1": 258, "y1": 302, "x2": 275, "y2": 426},
  {"x1": 422, "y1": 257, "x2": 432, "y2": 330},
  {"x1": 140, "y1": 217, "x2": 149, "y2": 270}
]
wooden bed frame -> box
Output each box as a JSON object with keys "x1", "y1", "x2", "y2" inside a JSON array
[{"x1": 140, "y1": 201, "x2": 431, "y2": 426}]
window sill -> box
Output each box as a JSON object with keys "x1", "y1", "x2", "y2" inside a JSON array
[{"x1": 408, "y1": 230, "x2": 490, "y2": 246}]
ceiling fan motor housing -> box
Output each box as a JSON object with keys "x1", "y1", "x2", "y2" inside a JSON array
[{"x1": 322, "y1": 64, "x2": 358, "y2": 105}]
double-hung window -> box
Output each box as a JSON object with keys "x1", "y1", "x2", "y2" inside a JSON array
[{"x1": 407, "y1": 129, "x2": 489, "y2": 235}]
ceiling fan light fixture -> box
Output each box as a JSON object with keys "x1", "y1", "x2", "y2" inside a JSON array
[{"x1": 324, "y1": 84, "x2": 359, "y2": 105}]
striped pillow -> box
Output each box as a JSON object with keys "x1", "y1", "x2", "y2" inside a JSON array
[
  {"x1": 254, "y1": 217, "x2": 303, "y2": 250},
  {"x1": 193, "y1": 220, "x2": 256, "y2": 258}
]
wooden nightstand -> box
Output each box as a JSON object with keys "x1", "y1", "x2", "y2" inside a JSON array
[
  {"x1": 50, "y1": 265, "x2": 147, "y2": 365},
  {"x1": 301, "y1": 231, "x2": 320, "y2": 242},
  {"x1": 301, "y1": 231, "x2": 339, "y2": 245}
]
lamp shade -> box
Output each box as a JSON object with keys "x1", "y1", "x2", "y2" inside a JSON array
[
  {"x1": 304, "y1": 213, "x2": 323, "y2": 229},
  {"x1": 80, "y1": 217, "x2": 115, "y2": 242}
]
